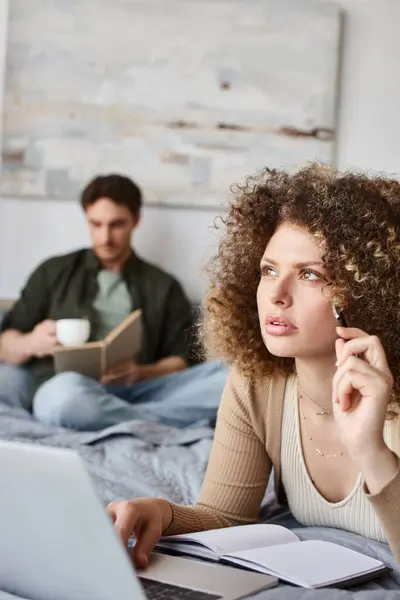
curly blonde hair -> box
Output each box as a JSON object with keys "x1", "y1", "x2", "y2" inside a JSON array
[{"x1": 202, "y1": 164, "x2": 400, "y2": 408}]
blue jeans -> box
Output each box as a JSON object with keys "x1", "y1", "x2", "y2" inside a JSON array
[
  {"x1": 31, "y1": 361, "x2": 228, "y2": 431},
  {"x1": 0, "y1": 363, "x2": 33, "y2": 410}
]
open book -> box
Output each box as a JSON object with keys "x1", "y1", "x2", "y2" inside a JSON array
[
  {"x1": 53, "y1": 309, "x2": 142, "y2": 379},
  {"x1": 156, "y1": 524, "x2": 390, "y2": 589}
]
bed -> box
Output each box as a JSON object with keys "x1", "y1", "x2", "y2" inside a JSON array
[
  {"x1": 0, "y1": 399, "x2": 400, "y2": 600},
  {"x1": 0, "y1": 299, "x2": 399, "y2": 599}
]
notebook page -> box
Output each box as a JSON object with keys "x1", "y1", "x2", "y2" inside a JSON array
[
  {"x1": 224, "y1": 540, "x2": 384, "y2": 588},
  {"x1": 105, "y1": 311, "x2": 142, "y2": 370},
  {"x1": 161, "y1": 524, "x2": 299, "y2": 556}
]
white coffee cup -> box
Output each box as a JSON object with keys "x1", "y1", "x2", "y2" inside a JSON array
[{"x1": 56, "y1": 318, "x2": 91, "y2": 347}]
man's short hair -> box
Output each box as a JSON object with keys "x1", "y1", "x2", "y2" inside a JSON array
[{"x1": 80, "y1": 174, "x2": 142, "y2": 216}]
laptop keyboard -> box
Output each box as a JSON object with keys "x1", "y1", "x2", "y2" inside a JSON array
[{"x1": 139, "y1": 577, "x2": 221, "y2": 599}]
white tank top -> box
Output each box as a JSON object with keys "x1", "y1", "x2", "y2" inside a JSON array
[{"x1": 280, "y1": 375, "x2": 387, "y2": 543}]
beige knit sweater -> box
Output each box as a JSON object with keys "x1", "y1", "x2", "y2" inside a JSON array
[{"x1": 164, "y1": 368, "x2": 400, "y2": 563}]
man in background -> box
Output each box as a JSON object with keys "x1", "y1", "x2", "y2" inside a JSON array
[{"x1": 0, "y1": 174, "x2": 227, "y2": 430}]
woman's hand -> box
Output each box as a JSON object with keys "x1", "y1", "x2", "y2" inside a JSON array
[
  {"x1": 107, "y1": 497, "x2": 173, "y2": 568},
  {"x1": 332, "y1": 327, "x2": 394, "y2": 460}
]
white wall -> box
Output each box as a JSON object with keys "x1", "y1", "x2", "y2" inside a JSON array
[
  {"x1": 336, "y1": 0, "x2": 400, "y2": 174},
  {"x1": 1, "y1": 0, "x2": 400, "y2": 302}
]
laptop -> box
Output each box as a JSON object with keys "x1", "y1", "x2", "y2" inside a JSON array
[{"x1": 0, "y1": 441, "x2": 277, "y2": 600}]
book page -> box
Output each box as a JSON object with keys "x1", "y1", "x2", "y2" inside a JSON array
[
  {"x1": 53, "y1": 343, "x2": 103, "y2": 379},
  {"x1": 104, "y1": 310, "x2": 142, "y2": 372},
  {"x1": 223, "y1": 540, "x2": 385, "y2": 588},
  {"x1": 159, "y1": 524, "x2": 299, "y2": 558}
]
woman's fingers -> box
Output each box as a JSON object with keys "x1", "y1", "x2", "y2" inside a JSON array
[
  {"x1": 335, "y1": 327, "x2": 368, "y2": 340},
  {"x1": 333, "y1": 355, "x2": 392, "y2": 411},
  {"x1": 335, "y1": 329, "x2": 391, "y2": 374},
  {"x1": 333, "y1": 356, "x2": 375, "y2": 410},
  {"x1": 335, "y1": 368, "x2": 390, "y2": 413},
  {"x1": 106, "y1": 499, "x2": 163, "y2": 569},
  {"x1": 108, "y1": 502, "x2": 139, "y2": 547},
  {"x1": 134, "y1": 522, "x2": 163, "y2": 567},
  {"x1": 334, "y1": 367, "x2": 372, "y2": 411}
]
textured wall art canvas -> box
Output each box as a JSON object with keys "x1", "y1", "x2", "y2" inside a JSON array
[{"x1": 0, "y1": 0, "x2": 341, "y2": 207}]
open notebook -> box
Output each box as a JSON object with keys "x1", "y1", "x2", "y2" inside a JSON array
[
  {"x1": 53, "y1": 309, "x2": 142, "y2": 379},
  {"x1": 156, "y1": 524, "x2": 390, "y2": 589}
]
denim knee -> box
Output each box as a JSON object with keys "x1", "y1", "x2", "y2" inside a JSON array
[
  {"x1": 0, "y1": 363, "x2": 33, "y2": 409},
  {"x1": 33, "y1": 371, "x2": 101, "y2": 430}
]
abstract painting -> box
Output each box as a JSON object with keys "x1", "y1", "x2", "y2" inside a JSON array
[{"x1": 0, "y1": 0, "x2": 342, "y2": 207}]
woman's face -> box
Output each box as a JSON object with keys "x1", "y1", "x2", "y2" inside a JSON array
[{"x1": 257, "y1": 222, "x2": 338, "y2": 361}]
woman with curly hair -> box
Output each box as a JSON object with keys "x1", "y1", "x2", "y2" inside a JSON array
[{"x1": 108, "y1": 164, "x2": 400, "y2": 566}]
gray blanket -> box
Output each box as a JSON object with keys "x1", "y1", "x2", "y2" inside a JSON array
[
  {"x1": 0, "y1": 402, "x2": 399, "y2": 600},
  {"x1": 0, "y1": 403, "x2": 214, "y2": 504}
]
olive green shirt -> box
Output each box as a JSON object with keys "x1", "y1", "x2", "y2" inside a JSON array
[{"x1": 1, "y1": 249, "x2": 195, "y2": 390}]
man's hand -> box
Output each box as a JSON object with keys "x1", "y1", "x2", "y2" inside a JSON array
[
  {"x1": 101, "y1": 360, "x2": 139, "y2": 386},
  {"x1": 101, "y1": 356, "x2": 187, "y2": 386},
  {"x1": 28, "y1": 320, "x2": 58, "y2": 358}
]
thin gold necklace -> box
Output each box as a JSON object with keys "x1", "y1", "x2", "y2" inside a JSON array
[
  {"x1": 298, "y1": 385, "x2": 332, "y2": 416},
  {"x1": 297, "y1": 389, "x2": 344, "y2": 459}
]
